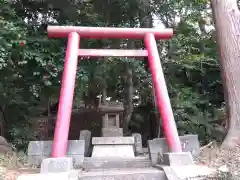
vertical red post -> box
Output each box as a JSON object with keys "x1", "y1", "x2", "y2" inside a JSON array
[
  {"x1": 51, "y1": 32, "x2": 80, "y2": 157},
  {"x1": 144, "y1": 33, "x2": 182, "y2": 152}
]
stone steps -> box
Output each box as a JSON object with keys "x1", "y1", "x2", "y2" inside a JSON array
[{"x1": 82, "y1": 157, "x2": 152, "y2": 170}]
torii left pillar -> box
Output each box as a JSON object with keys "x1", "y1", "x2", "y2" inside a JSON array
[{"x1": 51, "y1": 32, "x2": 80, "y2": 157}]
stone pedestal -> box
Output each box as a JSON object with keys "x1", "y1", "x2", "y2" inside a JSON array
[{"x1": 91, "y1": 137, "x2": 135, "y2": 158}]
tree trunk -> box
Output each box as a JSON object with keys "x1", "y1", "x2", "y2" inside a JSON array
[
  {"x1": 198, "y1": 18, "x2": 207, "y2": 54},
  {"x1": 212, "y1": 0, "x2": 240, "y2": 148},
  {"x1": 139, "y1": 0, "x2": 159, "y2": 136},
  {"x1": 0, "y1": 106, "x2": 6, "y2": 137},
  {"x1": 122, "y1": 66, "x2": 134, "y2": 135},
  {"x1": 102, "y1": 86, "x2": 107, "y2": 105},
  {"x1": 122, "y1": 32, "x2": 134, "y2": 134}
]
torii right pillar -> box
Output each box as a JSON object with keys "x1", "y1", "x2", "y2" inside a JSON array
[{"x1": 145, "y1": 33, "x2": 182, "y2": 152}]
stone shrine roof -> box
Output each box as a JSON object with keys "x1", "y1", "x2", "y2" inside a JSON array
[{"x1": 74, "y1": 101, "x2": 124, "y2": 113}]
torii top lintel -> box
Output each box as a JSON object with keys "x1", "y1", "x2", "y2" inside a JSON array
[{"x1": 47, "y1": 26, "x2": 173, "y2": 40}]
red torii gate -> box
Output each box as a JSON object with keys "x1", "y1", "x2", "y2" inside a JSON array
[{"x1": 47, "y1": 26, "x2": 182, "y2": 158}]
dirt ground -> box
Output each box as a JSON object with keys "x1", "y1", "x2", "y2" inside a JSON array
[
  {"x1": 196, "y1": 141, "x2": 240, "y2": 179},
  {"x1": 1, "y1": 142, "x2": 239, "y2": 180},
  {"x1": 0, "y1": 153, "x2": 39, "y2": 180}
]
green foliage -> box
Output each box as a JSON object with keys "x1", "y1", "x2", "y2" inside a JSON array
[{"x1": 0, "y1": 0, "x2": 225, "y2": 149}]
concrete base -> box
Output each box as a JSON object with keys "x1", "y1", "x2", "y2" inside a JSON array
[{"x1": 40, "y1": 157, "x2": 73, "y2": 173}]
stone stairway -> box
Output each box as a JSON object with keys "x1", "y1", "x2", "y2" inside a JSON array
[
  {"x1": 79, "y1": 155, "x2": 167, "y2": 179},
  {"x1": 76, "y1": 134, "x2": 166, "y2": 179}
]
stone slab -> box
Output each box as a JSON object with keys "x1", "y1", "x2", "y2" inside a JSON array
[
  {"x1": 148, "y1": 134, "x2": 200, "y2": 165},
  {"x1": 79, "y1": 130, "x2": 91, "y2": 157},
  {"x1": 40, "y1": 157, "x2": 73, "y2": 173},
  {"x1": 17, "y1": 166, "x2": 216, "y2": 180},
  {"x1": 82, "y1": 157, "x2": 151, "y2": 169},
  {"x1": 92, "y1": 136, "x2": 134, "y2": 145},
  {"x1": 91, "y1": 144, "x2": 135, "y2": 158},
  {"x1": 79, "y1": 168, "x2": 166, "y2": 180},
  {"x1": 162, "y1": 152, "x2": 194, "y2": 166},
  {"x1": 17, "y1": 172, "x2": 71, "y2": 180},
  {"x1": 17, "y1": 168, "x2": 166, "y2": 180},
  {"x1": 28, "y1": 140, "x2": 85, "y2": 167},
  {"x1": 160, "y1": 166, "x2": 178, "y2": 180},
  {"x1": 159, "y1": 165, "x2": 216, "y2": 180},
  {"x1": 101, "y1": 127, "x2": 123, "y2": 137},
  {"x1": 132, "y1": 133, "x2": 143, "y2": 155}
]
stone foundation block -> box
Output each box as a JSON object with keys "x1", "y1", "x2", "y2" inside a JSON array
[
  {"x1": 28, "y1": 140, "x2": 85, "y2": 168},
  {"x1": 148, "y1": 134, "x2": 200, "y2": 165},
  {"x1": 40, "y1": 157, "x2": 73, "y2": 173},
  {"x1": 162, "y1": 152, "x2": 194, "y2": 166}
]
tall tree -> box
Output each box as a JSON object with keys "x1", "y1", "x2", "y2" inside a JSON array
[{"x1": 212, "y1": 0, "x2": 240, "y2": 148}]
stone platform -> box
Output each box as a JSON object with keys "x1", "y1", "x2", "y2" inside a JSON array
[
  {"x1": 19, "y1": 134, "x2": 217, "y2": 180},
  {"x1": 18, "y1": 151, "x2": 216, "y2": 180}
]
